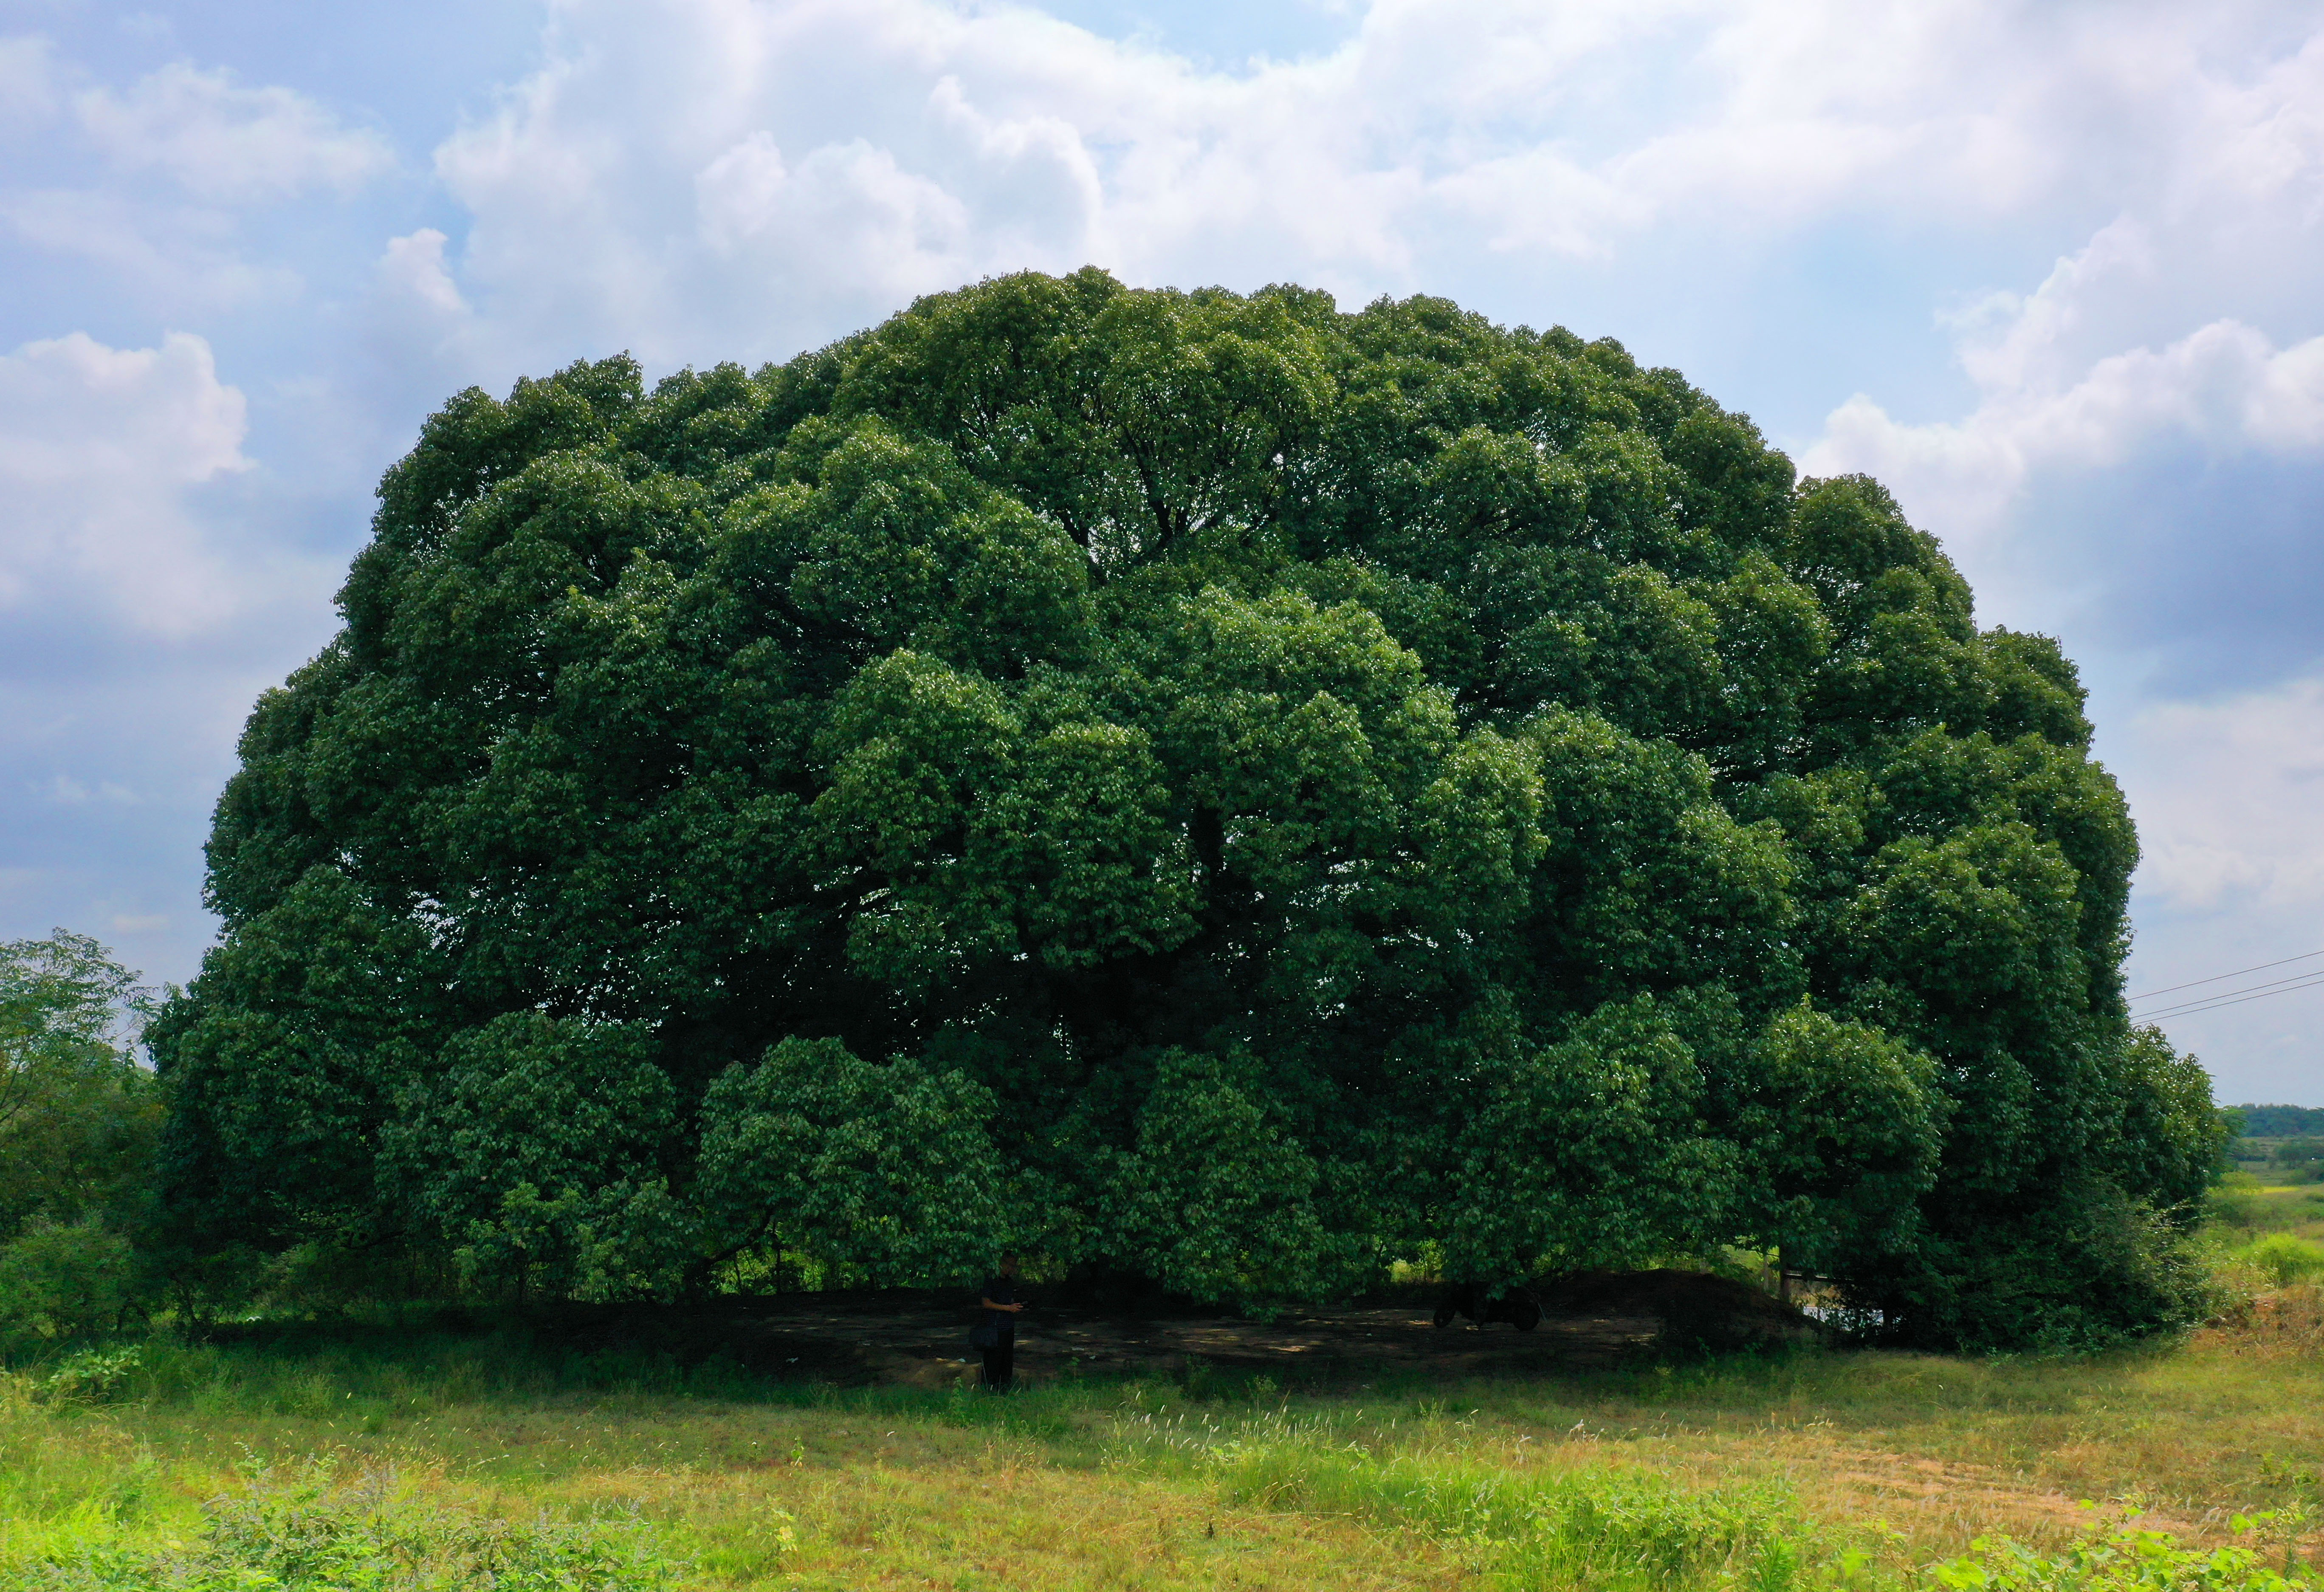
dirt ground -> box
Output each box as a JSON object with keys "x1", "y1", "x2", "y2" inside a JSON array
[{"x1": 548, "y1": 1270, "x2": 1828, "y2": 1387}]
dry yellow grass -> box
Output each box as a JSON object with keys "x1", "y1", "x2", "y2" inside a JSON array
[{"x1": 1455, "y1": 1341, "x2": 2324, "y2": 1560}]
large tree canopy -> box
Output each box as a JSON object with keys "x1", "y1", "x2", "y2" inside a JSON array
[{"x1": 154, "y1": 270, "x2": 2224, "y2": 1347}]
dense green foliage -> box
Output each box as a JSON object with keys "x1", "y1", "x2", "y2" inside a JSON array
[
  {"x1": 0, "y1": 933, "x2": 157, "y2": 1341},
  {"x1": 153, "y1": 269, "x2": 2225, "y2": 1346}
]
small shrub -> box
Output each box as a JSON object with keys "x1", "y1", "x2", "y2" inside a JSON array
[
  {"x1": 35, "y1": 1346, "x2": 144, "y2": 1405},
  {"x1": 2210, "y1": 1192, "x2": 2263, "y2": 1230},
  {"x1": 0, "y1": 1216, "x2": 139, "y2": 1341},
  {"x1": 2248, "y1": 1235, "x2": 2324, "y2": 1289}
]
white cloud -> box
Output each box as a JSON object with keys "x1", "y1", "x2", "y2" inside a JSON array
[
  {"x1": 0, "y1": 34, "x2": 59, "y2": 124},
  {"x1": 0, "y1": 330, "x2": 254, "y2": 635},
  {"x1": 0, "y1": 187, "x2": 286, "y2": 306},
  {"x1": 379, "y1": 226, "x2": 467, "y2": 318},
  {"x1": 74, "y1": 61, "x2": 392, "y2": 202},
  {"x1": 695, "y1": 131, "x2": 973, "y2": 294},
  {"x1": 2174, "y1": 23, "x2": 2324, "y2": 217},
  {"x1": 403, "y1": 0, "x2": 2324, "y2": 380},
  {"x1": 2, "y1": 51, "x2": 390, "y2": 306},
  {"x1": 2125, "y1": 676, "x2": 2324, "y2": 916},
  {"x1": 42, "y1": 775, "x2": 139, "y2": 805},
  {"x1": 1804, "y1": 216, "x2": 2324, "y2": 560},
  {"x1": 1783, "y1": 17, "x2": 2324, "y2": 564},
  {"x1": 1810, "y1": 318, "x2": 2324, "y2": 539},
  {"x1": 357, "y1": 227, "x2": 491, "y2": 413}
]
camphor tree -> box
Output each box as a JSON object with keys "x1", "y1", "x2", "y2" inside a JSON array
[{"x1": 152, "y1": 269, "x2": 2227, "y2": 1347}]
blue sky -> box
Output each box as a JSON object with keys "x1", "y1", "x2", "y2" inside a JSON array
[{"x1": 4, "y1": 0, "x2": 2322, "y2": 1103}]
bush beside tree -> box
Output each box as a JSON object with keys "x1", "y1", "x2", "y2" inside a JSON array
[{"x1": 0, "y1": 932, "x2": 159, "y2": 1342}]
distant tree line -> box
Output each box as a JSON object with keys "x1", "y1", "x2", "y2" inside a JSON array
[
  {"x1": 17, "y1": 272, "x2": 2231, "y2": 1352},
  {"x1": 2224, "y1": 1104, "x2": 2324, "y2": 1138}
]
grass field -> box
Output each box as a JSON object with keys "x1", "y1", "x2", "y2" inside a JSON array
[
  {"x1": 5, "y1": 1177, "x2": 2323, "y2": 1589},
  {"x1": 2211, "y1": 1169, "x2": 2324, "y2": 1249}
]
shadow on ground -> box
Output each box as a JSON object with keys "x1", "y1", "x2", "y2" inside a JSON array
[{"x1": 471, "y1": 1270, "x2": 1833, "y2": 1388}]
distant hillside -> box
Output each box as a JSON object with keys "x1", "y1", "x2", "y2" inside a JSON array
[{"x1": 2225, "y1": 1104, "x2": 2324, "y2": 1137}]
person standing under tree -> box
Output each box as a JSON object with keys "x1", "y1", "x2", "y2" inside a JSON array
[{"x1": 977, "y1": 1253, "x2": 1024, "y2": 1392}]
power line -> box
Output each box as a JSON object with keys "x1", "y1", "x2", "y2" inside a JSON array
[
  {"x1": 2138, "y1": 970, "x2": 2324, "y2": 1022},
  {"x1": 2141, "y1": 975, "x2": 2324, "y2": 1023},
  {"x1": 2136, "y1": 971, "x2": 2324, "y2": 1024},
  {"x1": 2128, "y1": 948, "x2": 2324, "y2": 1002},
  {"x1": 2134, "y1": 965, "x2": 2324, "y2": 1020}
]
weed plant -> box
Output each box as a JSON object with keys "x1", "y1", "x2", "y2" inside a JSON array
[
  {"x1": 1928, "y1": 1509, "x2": 2318, "y2": 1592},
  {"x1": 18, "y1": 1461, "x2": 680, "y2": 1590}
]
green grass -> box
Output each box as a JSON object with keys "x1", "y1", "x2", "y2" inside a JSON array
[
  {"x1": 2207, "y1": 1168, "x2": 2324, "y2": 1241},
  {"x1": 1201, "y1": 1429, "x2": 1851, "y2": 1590},
  {"x1": 4, "y1": 1277, "x2": 2323, "y2": 1589},
  {"x1": 2206, "y1": 1166, "x2": 2324, "y2": 1299}
]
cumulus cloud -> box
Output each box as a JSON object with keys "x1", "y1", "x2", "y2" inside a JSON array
[
  {"x1": 356, "y1": 226, "x2": 488, "y2": 412},
  {"x1": 1792, "y1": 14, "x2": 2324, "y2": 567},
  {"x1": 73, "y1": 61, "x2": 392, "y2": 202},
  {"x1": 378, "y1": 226, "x2": 467, "y2": 319},
  {"x1": 0, "y1": 47, "x2": 395, "y2": 313},
  {"x1": 1807, "y1": 219, "x2": 2324, "y2": 553},
  {"x1": 0, "y1": 330, "x2": 254, "y2": 635},
  {"x1": 1810, "y1": 322, "x2": 2324, "y2": 551},
  {"x1": 695, "y1": 132, "x2": 973, "y2": 294},
  {"x1": 2127, "y1": 675, "x2": 2324, "y2": 916},
  {"x1": 0, "y1": 328, "x2": 328, "y2": 989},
  {"x1": 407, "y1": 0, "x2": 2324, "y2": 374}
]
